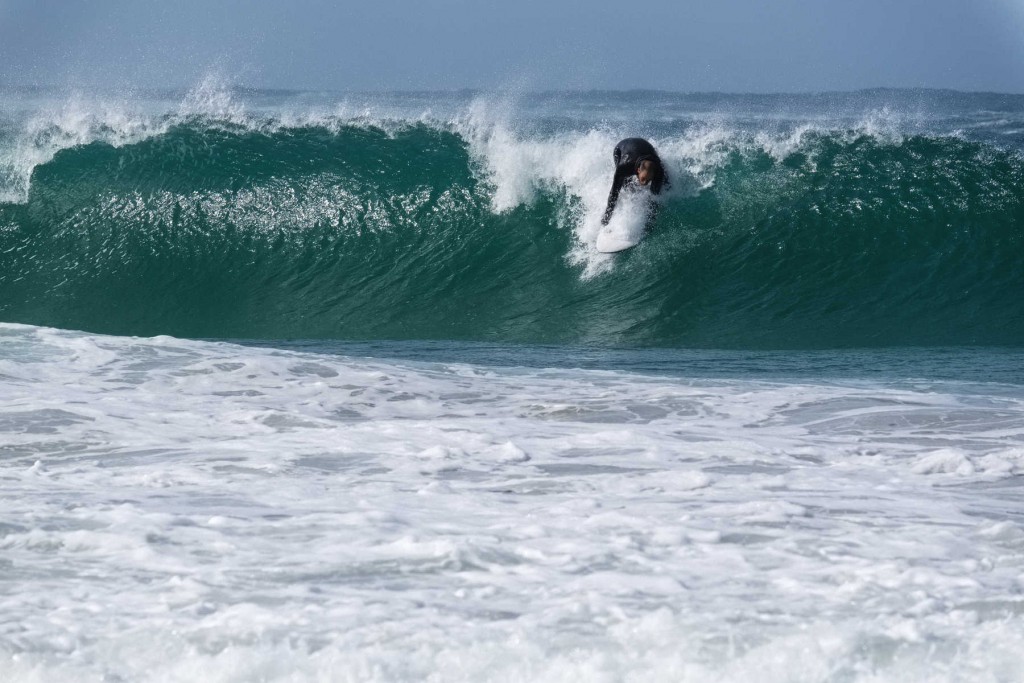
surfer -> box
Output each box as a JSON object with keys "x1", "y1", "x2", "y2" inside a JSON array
[{"x1": 601, "y1": 137, "x2": 668, "y2": 225}]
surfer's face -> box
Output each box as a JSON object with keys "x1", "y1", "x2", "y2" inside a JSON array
[{"x1": 636, "y1": 160, "x2": 653, "y2": 185}]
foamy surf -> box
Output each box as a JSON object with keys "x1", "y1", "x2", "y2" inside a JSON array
[{"x1": 2, "y1": 323, "x2": 1023, "y2": 681}]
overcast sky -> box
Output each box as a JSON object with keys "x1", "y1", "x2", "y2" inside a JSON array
[{"x1": 2, "y1": 0, "x2": 1023, "y2": 93}]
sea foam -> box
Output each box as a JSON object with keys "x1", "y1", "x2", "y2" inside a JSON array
[{"x1": 2, "y1": 324, "x2": 1023, "y2": 681}]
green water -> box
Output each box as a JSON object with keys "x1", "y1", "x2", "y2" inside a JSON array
[{"x1": 1, "y1": 90, "x2": 1022, "y2": 348}]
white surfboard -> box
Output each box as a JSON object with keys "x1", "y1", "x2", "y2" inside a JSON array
[
  {"x1": 595, "y1": 190, "x2": 652, "y2": 253},
  {"x1": 595, "y1": 229, "x2": 642, "y2": 253}
]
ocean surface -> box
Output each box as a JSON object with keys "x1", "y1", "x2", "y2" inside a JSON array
[{"x1": 1, "y1": 83, "x2": 1023, "y2": 681}]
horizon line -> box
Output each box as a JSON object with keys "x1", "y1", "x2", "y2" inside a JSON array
[{"x1": 2, "y1": 83, "x2": 1024, "y2": 98}]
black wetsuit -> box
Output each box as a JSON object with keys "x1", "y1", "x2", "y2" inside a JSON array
[{"x1": 601, "y1": 137, "x2": 668, "y2": 225}]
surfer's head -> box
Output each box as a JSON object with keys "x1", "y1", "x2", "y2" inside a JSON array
[{"x1": 636, "y1": 158, "x2": 655, "y2": 186}]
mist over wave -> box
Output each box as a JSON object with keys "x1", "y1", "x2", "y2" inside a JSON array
[{"x1": 1, "y1": 82, "x2": 1022, "y2": 347}]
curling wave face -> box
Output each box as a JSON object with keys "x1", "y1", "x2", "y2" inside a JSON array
[{"x1": 1, "y1": 86, "x2": 1022, "y2": 347}]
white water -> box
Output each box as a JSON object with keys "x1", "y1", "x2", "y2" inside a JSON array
[{"x1": 2, "y1": 324, "x2": 1023, "y2": 682}]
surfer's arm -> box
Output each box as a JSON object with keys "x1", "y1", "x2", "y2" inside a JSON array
[
  {"x1": 643, "y1": 169, "x2": 667, "y2": 232},
  {"x1": 651, "y1": 167, "x2": 668, "y2": 195},
  {"x1": 601, "y1": 169, "x2": 628, "y2": 225}
]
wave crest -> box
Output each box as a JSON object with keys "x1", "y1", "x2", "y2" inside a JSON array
[{"x1": 1, "y1": 94, "x2": 1022, "y2": 347}]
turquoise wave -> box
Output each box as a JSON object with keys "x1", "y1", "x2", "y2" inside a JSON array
[{"x1": 1, "y1": 121, "x2": 1022, "y2": 347}]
